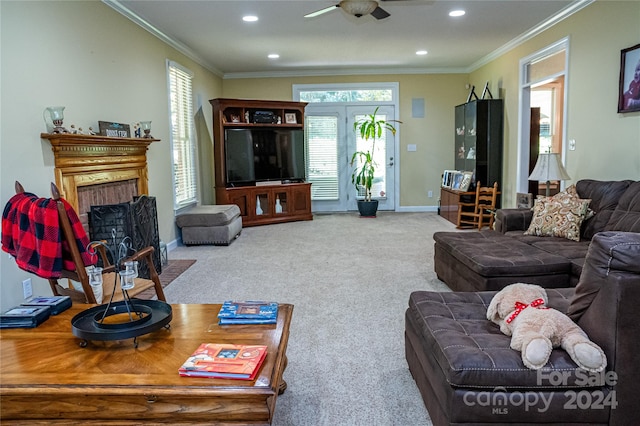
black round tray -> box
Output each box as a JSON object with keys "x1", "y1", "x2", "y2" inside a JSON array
[{"x1": 71, "y1": 299, "x2": 172, "y2": 342}]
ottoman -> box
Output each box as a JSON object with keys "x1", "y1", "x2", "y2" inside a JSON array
[
  {"x1": 176, "y1": 205, "x2": 242, "y2": 246},
  {"x1": 434, "y1": 230, "x2": 571, "y2": 291}
]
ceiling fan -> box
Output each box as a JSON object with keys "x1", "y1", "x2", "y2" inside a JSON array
[{"x1": 305, "y1": 0, "x2": 406, "y2": 20}]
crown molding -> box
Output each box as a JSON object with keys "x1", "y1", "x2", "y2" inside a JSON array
[
  {"x1": 102, "y1": 0, "x2": 224, "y2": 77},
  {"x1": 223, "y1": 67, "x2": 469, "y2": 80},
  {"x1": 468, "y1": 0, "x2": 594, "y2": 72}
]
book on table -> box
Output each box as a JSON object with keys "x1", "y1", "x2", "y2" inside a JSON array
[
  {"x1": 21, "y1": 295, "x2": 72, "y2": 315},
  {"x1": 179, "y1": 343, "x2": 268, "y2": 380},
  {"x1": 217, "y1": 301, "x2": 278, "y2": 324},
  {"x1": 0, "y1": 305, "x2": 51, "y2": 329}
]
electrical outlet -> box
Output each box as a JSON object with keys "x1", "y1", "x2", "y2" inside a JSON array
[
  {"x1": 22, "y1": 278, "x2": 33, "y2": 299},
  {"x1": 428, "y1": 190, "x2": 433, "y2": 198}
]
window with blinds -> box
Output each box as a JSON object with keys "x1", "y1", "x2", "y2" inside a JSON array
[
  {"x1": 305, "y1": 116, "x2": 339, "y2": 200},
  {"x1": 168, "y1": 60, "x2": 197, "y2": 209}
]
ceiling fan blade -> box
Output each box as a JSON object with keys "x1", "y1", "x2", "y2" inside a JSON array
[
  {"x1": 370, "y1": 6, "x2": 390, "y2": 19},
  {"x1": 304, "y1": 4, "x2": 340, "y2": 18}
]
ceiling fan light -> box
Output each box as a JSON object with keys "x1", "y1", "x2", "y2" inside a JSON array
[{"x1": 340, "y1": 0, "x2": 378, "y2": 17}]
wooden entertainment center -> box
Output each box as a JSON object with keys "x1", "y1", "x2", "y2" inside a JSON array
[{"x1": 211, "y1": 98, "x2": 312, "y2": 227}]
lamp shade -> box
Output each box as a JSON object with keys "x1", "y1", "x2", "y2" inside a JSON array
[{"x1": 528, "y1": 153, "x2": 571, "y2": 182}]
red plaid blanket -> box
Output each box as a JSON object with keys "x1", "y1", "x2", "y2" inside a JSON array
[{"x1": 1, "y1": 192, "x2": 94, "y2": 279}]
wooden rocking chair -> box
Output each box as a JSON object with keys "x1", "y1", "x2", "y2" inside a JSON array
[
  {"x1": 457, "y1": 181, "x2": 499, "y2": 230},
  {"x1": 14, "y1": 181, "x2": 166, "y2": 304}
]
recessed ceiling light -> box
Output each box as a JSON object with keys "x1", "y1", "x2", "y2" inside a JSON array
[
  {"x1": 268, "y1": 54, "x2": 280, "y2": 59},
  {"x1": 242, "y1": 15, "x2": 258, "y2": 22},
  {"x1": 416, "y1": 50, "x2": 428, "y2": 56},
  {"x1": 449, "y1": 10, "x2": 465, "y2": 17}
]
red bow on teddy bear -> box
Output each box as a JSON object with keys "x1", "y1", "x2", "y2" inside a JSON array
[{"x1": 505, "y1": 298, "x2": 548, "y2": 324}]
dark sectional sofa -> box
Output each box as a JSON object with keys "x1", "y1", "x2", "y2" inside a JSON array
[
  {"x1": 434, "y1": 179, "x2": 640, "y2": 292},
  {"x1": 406, "y1": 231, "x2": 640, "y2": 425}
]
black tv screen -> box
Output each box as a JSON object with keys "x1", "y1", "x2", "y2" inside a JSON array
[{"x1": 225, "y1": 128, "x2": 306, "y2": 186}]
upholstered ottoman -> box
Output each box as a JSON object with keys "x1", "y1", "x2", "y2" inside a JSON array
[
  {"x1": 176, "y1": 205, "x2": 242, "y2": 246},
  {"x1": 434, "y1": 230, "x2": 571, "y2": 291}
]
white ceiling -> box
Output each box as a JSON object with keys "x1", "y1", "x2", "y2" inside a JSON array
[{"x1": 107, "y1": 0, "x2": 588, "y2": 78}]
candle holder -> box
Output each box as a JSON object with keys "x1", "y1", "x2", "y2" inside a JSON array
[
  {"x1": 71, "y1": 230, "x2": 172, "y2": 348},
  {"x1": 43, "y1": 106, "x2": 68, "y2": 133},
  {"x1": 140, "y1": 121, "x2": 153, "y2": 138}
]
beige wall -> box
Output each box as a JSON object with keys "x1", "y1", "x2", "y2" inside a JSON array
[
  {"x1": 469, "y1": 1, "x2": 640, "y2": 205},
  {"x1": 0, "y1": 1, "x2": 222, "y2": 310}
]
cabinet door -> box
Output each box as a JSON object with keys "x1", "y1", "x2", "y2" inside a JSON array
[
  {"x1": 273, "y1": 189, "x2": 288, "y2": 215},
  {"x1": 254, "y1": 190, "x2": 272, "y2": 217},
  {"x1": 228, "y1": 191, "x2": 249, "y2": 217},
  {"x1": 464, "y1": 102, "x2": 477, "y2": 179},
  {"x1": 290, "y1": 184, "x2": 311, "y2": 215},
  {"x1": 454, "y1": 105, "x2": 466, "y2": 171}
]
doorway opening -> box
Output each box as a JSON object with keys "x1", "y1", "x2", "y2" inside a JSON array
[{"x1": 518, "y1": 37, "x2": 570, "y2": 196}]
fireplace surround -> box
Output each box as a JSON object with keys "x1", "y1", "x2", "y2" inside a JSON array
[{"x1": 41, "y1": 133, "x2": 160, "y2": 230}]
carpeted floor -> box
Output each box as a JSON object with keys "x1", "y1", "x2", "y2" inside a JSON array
[{"x1": 164, "y1": 212, "x2": 458, "y2": 425}]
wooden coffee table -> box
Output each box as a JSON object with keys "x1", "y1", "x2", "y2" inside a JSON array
[{"x1": 0, "y1": 303, "x2": 293, "y2": 425}]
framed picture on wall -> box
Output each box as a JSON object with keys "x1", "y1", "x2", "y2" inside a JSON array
[{"x1": 618, "y1": 43, "x2": 640, "y2": 113}]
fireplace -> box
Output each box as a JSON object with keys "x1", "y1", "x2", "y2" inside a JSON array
[{"x1": 42, "y1": 133, "x2": 161, "y2": 274}]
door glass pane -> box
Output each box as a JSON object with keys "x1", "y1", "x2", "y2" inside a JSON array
[
  {"x1": 305, "y1": 116, "x2": 339, "y2": 200},
  {"x1": 354, "y1": 114, "x2": 387, "y2": 199}
]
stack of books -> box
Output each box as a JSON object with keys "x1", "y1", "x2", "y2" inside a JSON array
[
  {"x1": 178, "y1": 343, "x2": 268, "y2": 380},
  {"x1": 217, "y1": 300, "x2": 278, "y2": 325},
  {"x1": 0, "y1": 296, "x2": 72, "y2": 329}
]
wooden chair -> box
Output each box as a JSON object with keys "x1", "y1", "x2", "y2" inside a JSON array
[
  {"x1": 457, "y1": 181, "x2": 499, "y2": 230},
  {"x1": 14, "y1": 181, "x2": 166, "y2": 304}
]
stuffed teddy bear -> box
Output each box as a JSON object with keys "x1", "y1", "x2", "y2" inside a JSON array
[{"x1": 487, "y1": 283, "x2": 607, "y2": 372}]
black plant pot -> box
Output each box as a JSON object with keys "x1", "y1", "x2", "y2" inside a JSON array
[{"x1": 357, "y1": 200, "x2": 379, "y2": 217}]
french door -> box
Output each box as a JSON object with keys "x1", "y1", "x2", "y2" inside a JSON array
[{"x1": 305, "y1": 105, "x2": 396, "y2": 212}]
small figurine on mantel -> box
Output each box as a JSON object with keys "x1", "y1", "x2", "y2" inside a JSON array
[
  {"x1": 134, "y1": 123, "x2": 141, "y2": 138},
  {"x1": 69, "y1": 124, "x2": 78, "y2": 134},
  {"x1": 88, "y1": 127, "x2": 96, "y2": 135}
]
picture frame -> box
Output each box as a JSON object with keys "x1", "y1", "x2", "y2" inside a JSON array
[
  {"x1": 441, "y1": 170, "x2": 457, "y2": 188},
  {"x1": 284, "y1": 113, "x2": 297, "y2": 124},
  {"x1": 451, "y1": 172, "x2": 464, "y2": 191},
  {"x1": 98, "y1": 121, "x2": 131, "y2": 138},
  {"x1": 459, "y1": 171, "x2": 473, "y2": 192},
  {"x1": 618, "y1": 43, "x2": 640, "y2": 113},
  {"x1": 516, "y1": 192, "x2": 533, "y2": 209}
]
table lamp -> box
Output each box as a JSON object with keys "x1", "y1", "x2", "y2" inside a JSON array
[{"x1": 528, "y1": 152, "x2": 570, "y2": 196}]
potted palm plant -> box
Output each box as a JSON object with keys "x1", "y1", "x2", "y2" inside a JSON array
[{"x1": 351, "y1": 107, "x2": 401, "y2": 217}]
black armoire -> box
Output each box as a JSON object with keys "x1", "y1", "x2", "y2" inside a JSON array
[{"x1": 454, "y1": 99, "x2": 503, "y2": 203}]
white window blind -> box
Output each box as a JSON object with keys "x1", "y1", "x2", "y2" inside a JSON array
[
  {"x1": 305, "y1": 116, "x2": 339, "y2": 200},
  {"x1": 168, "y1": 61, "x2": 197, "y2": 209}
]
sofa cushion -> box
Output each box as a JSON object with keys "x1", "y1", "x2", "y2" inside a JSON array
[
  {"x1": 406, "y1": 289, "x2": 605, "y2": 388},
  {"x1": 434, "y1": 230, "x2": 570, "y2": 277},
  {"x1": 577, "y1": 179, "x2": 633, "y2": 240},
  {"x1": 524, "y1": 195, "x2": 591, "y2": 241},
  {"x1": 176, "y1": 204, "x2": 241, "y2": 227},
  {"x1": 604, "y1": 181, "x2": 640, "y2": 233}
]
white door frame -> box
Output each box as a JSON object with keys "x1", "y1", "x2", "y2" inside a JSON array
[
  {"x1": 293, "y1": 82, "x2": 400, "y2": 211},
  {"x1": 517, "y1": 37, "x2": 570, "y2": 193}
]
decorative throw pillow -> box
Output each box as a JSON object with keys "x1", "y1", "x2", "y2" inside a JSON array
[{"x1": 524, "y1": 193, "x2": 592, "y2": 242}]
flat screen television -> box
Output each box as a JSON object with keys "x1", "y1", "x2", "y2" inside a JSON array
[{"x1": 225, "y1": 128, "x2": 306, "y2": 186}]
